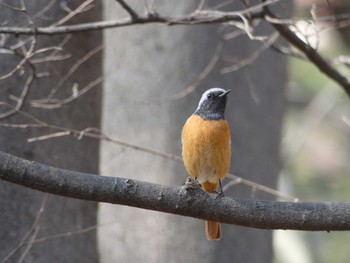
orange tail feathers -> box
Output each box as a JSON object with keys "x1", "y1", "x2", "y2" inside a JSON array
[
  {"x1": 201, "y1": 181, "x2": 222, "y2": 240},
  {"x1": 205, "y1": 220, "x2": 221, "y2": 240}
]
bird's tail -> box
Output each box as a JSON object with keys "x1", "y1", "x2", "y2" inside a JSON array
[
  {"x1": 205, "y1": 220, "x2": 221, "y2": 240},
  {"x1": 201, "y1": 181, "x2": 222, "y2": 240}
]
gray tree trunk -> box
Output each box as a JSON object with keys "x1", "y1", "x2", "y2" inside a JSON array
[
  {"x1": 0, "y1": 1, "x2": 102, "y2": 262},
  {"x1": 100, "y1": 1, "x2": 288, "y2": 262}
]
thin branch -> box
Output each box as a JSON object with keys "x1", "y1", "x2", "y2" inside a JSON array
[
  {"x1": 31, "y1": 34, "x2": 72, "y2": 64},
  {"x1": 263, "y1": 4, "x2": 350, "y2": 97},
  {"x1": 27, "y1": 131, "x2": 71, "y2": 142},
  {"x1": 221, "y1": 31, "x2": 279, "y2": 74},
  {"x1": 17, "y1": 226, "x2": 40, "y2": 263},
  {"x1": 18, "y1": 0, "x2": 35, "y2": 27},
  {"x1": 5, "y1": 220, "x2": 116, "y2": 255},
  {"x1": 115, "y1": 0, "x2": 139, "y2": 20},
  {"x1": 50, "y1": 0, "x2": 94, "y2": 27},
  {"x1": 226, "y1": 174, "x2": 298, "y2": 202},
  {"x1": 196, "y1": 0, "x2": 207, "y2": 11},
  {"x1": 147, "y1": 40, "x2": 224, "y2": 104},
  {"x1": 0, "y1": 37, "x2": 36, "y2": 80},
  {"x1": 1, "y1": 150, "x2": 350, "y2": 231},
  {"x1": 30, "y1": 0, "x2": 56, "y2": 23},
  {"x1": 0, "y1": 1, "x2": 348, "y2": 98},
  {"x1": 31, "y1": 75, "x2": 103, "y2": 109},
  {"x1": 31, "y1": 44, "x2": 103, "y2": 103},
  {"x1": 282, "y1": 86, "x2": 339, "y2": 164},
  {"x1": 0, "y1": 68, "x2": 35, "y2": 119},
  {"x1": 0, "y1": 1, "x2": 25, "y2": 12},
  {"x1": 0, "y1": 10, "x2": 265, "y2": 35},
  {"x1": 270, "y1": 43, "x2": 306, "y2": 59},
  {"x1": 143, "y1": 0, "x2": 157, "y2": 15},
  {"x1": 31, "y1": 224, "x2": 96, "y2": 244},
  {"x1": 0, "y1": 104, "x2": 298, "y2": 201},
  {"x1": 1, "y1": 194, "x2": 48, "y2": 263}
]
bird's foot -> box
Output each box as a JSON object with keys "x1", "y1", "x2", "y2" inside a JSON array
[
  {"x1": 182, "y1": 177, "x2": 201, "y2": 189},
  {"x1": 180, "y1": 177, "x2": 201, "y2": 195},
  {"x1": 215, "y1": 190, "x2": 225, "y2": 199},
  {"x1": 215, "y1": 179, "x2": 225, "y2": 199}
]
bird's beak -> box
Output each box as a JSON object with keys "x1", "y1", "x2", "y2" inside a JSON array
[{"x1": 219, "y1": 89, "x2": 231, "y2": 97}]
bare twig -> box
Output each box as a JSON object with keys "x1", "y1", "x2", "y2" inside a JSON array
[
  {"x1": 196, "y1": 0, "x2": 207, "y2": 11},
  {"x1": 148, "y1": 40, "x2": 224, "y2": 103},
  {"x1": 32, "y1": 34, "x2": 72, "y2": 64},
  {"x1": 0, "y1": 104, "x2": 295, "y2": 200},
  {"x1": 19, "y1": 0, "x2": 35, "y2": 27},
  {"x1": 30, "y1": 44, "x2": 103, "y2": 103},
  {"x1": 221, "y1": 31, "x2": 279, "y2": 74},
  {"x1": 0, "y1": 11, "x2": 265, "y2": 35},
  {"x1": 6, "y1": 2, "x2": 348, "y2": 99},
  {"x1": 0, "y1": 0, "x2": 347, "y2": 98},
  {"x1": 144, "y1": 0, "x2": 157, "y2": 15},
  {"x1": 7, "y1": 220, "x2": 114, "y2": 251},
  {"x1": 50, "y1": 0, "x2": 94, "y2": 27},
  {"x1": 30, "y1": 222, "x2": 111, "y2": 245},
  {"x1": 1, "y1": 195, "x2": 48, "y2": 263},
  {"x1": 17, "y1": 226, "x2": 40, "y2": 263},
  {"x1": 0, "y1": 37, "x2": 36, "y2": 80},
  {"x1": 270, "y1": 43, "x2": 306, "y2": 59},
  {"x1": 0, "y1": 68, "x2": 35, "y2": 119},
  {"x1": 263, "y1": 5, "x2": 350, "y2": 97},
  {"x1": 226, "y1": 173, "x2": 298, "y2": 202},
  {"x1": 30, "y1": 0, "x2": 56, "y2": 23},
  {"x1": 115, "y1": 0, "x2": 139, "y2": 19},
  {"x1": 282, "y1": 86, "x2": 339, "y2": 165},
  {"x1": 27, "y1": 131, "x2": 71, "y2": 142},
  {"x1": 31, "y1": 75, "x2": 103, "y2": 109},
  {"x1": 0, "y1": 1, "x2": 25, "y2": 11}
]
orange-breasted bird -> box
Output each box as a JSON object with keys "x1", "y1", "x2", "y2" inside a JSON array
[{"x1": 181, "y1": 87, "x2": 231, "y2": 240}]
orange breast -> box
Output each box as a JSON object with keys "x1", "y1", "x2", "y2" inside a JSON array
[{"x1": 181, "y1": 115, "x2": 231, "y2": 187}]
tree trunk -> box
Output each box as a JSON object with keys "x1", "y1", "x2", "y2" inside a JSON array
[
  {"x1": 0, "y1": 1, "x2": 102, "y2": 262},
  {"x1": 100, "y1": 1, "x2": 288, "y2": 262}
]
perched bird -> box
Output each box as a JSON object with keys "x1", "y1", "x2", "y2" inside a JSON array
[{"x1": 181, "y1": 87, "x2": 231, "y2": 240}]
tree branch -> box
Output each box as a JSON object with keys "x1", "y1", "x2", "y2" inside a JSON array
[
  {"x1": 0, "y1": 11, "x2": 264, "y2": 35},
  {"x1": 1, "y1": 6, "x2": 349, "y2": 99},
  {"x1": 262, "y1": 4, "x2": 350, "y2": 97},
  {"x1": 1, "y1": 150, "x2": 350, "y2": 231},
  {"x1": 115, "y1": 0, "x2": 139, "y2": 20}
]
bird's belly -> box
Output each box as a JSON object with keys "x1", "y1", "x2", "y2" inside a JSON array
[
  {"x1": 192, "y1": 144, "x2": 225, "y2": 184},
  {"x1": 182, "y1": 115, "x2": 231, "y2": 184}
]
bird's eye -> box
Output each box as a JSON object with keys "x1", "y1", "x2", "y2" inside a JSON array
[{"x1": 207, "y1": 93, "x2": 213, "y2": 99}]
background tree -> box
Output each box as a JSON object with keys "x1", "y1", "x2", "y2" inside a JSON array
[
  {"x1": 0, "y1": 1, "x2": 102, "y2": 262},
  {"x1": 99, "y1": 1, "x2": 289, "y2": 262}
]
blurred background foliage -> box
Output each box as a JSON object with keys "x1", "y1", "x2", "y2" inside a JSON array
[{"x1": 275, "y1": 1, "x2": 350, "y2": 262}]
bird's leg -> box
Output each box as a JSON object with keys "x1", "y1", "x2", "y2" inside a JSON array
[{"x1": 216, "y1": 179, "x2": 225, "y2": 198}]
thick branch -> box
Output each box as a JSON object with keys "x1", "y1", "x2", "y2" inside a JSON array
[{"x1": 1, "y1": 150, "x2": 350, "y2": 231}]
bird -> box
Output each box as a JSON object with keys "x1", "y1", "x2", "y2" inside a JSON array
[{"x1": 181, "y1": 87, "x2": 231, "y2": 240}]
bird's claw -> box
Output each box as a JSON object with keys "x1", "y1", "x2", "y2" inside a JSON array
[{"x1": 181, "y1": 177, "x2": 201, "y2": 193}]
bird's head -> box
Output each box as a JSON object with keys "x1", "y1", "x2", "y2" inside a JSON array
[{"x1": 194, "y1": 88, "x2": 230, "y2": 120}]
